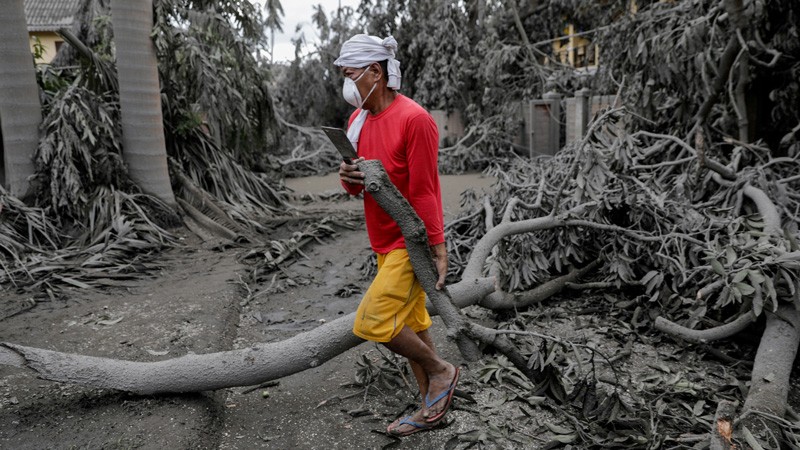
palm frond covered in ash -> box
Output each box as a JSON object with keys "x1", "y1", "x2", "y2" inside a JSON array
[{"x1": 1, "y1": 0, "x2": 289, "y2": 297}]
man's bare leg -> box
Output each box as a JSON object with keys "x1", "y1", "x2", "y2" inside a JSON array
[
  {"x1": 384, "y1": 326, "x2": 456, "y2": 421},
  {"x1": 409, "y1": 330, "x2": 435, "y2": 397},
  {"x1": 388, "y1": 330, "x2": 443, "y2": 434}
]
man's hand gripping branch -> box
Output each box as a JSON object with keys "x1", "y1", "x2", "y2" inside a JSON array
[{"x1": 339, "y1": 157, "x2": 366, "y2": 185}]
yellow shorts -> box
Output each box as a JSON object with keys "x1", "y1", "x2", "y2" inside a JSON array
[{"x1": 353, "y1": 249, "x2": 433, "y2": 342}]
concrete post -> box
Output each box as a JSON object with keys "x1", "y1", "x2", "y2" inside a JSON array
[
  {"x1": 430, "y1": 109, "x2": 466, "y2": 147},
  {"x1": 574, "y1": 88, "x2": 591, "y2": 141},
  {"x1": 543, "y1": 91, "x2": 562, "y2": 154},
  {"x1": 513, "y1": 101, "x2": 528, "y2": 150},
  {"x1": 529, "y1": 92, "x2": 563, "y2": 157}
]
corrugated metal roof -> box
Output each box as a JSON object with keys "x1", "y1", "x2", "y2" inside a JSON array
[{"x1": 24, "y1": 0, "x2": 81, "y2": 32}]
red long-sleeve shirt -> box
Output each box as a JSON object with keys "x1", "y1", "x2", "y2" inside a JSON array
[{"x1": 342, "y1": 95, "x2": 445, "y2": 254}]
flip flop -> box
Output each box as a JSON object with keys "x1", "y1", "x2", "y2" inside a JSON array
[
  {"x1": 386, "y1": 415, "x2": 439, "y2": 437},
  {"x1": 424, "y1": 366, "x2": 460, "y2": 423}
]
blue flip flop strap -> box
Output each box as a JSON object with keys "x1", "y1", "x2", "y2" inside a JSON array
[
  {"x1": 424, "y1": 382, "x2": 453, "y2": 408},
  {"x1": 398, "y1": 416, "x2": 426, "y2": 429}
]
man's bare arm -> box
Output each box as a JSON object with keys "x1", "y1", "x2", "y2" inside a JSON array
[{"x1": 431, "y1": 242, "x2": 448, "y2": 290}]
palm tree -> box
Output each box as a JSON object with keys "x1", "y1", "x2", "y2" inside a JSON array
[
  {"x1": 111, "y1": 0, "x2": 176, "y2": 207},
  {"x1": 0, "y1": 0, "x2": 43, "y2": 198},
  {"x1": 264, "y1": 0, "x2": 285, "y2": 64}
]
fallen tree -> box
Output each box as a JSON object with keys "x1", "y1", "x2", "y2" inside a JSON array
[
  {"x1": 0, "y1": 158, "x2": 589, "y2": 393},
  {"x1": 4, "y1": 111, "x2": 800, "y2": 448},
  {"x1": 0, "y1": 278, "x2": 496, "y2": 395},
  {"x1": 653, "y1": 164, "x2": 800, "y2": 443},
  {"x1": 441, "y1": 102, "x2": 800, "y2": 446},
  {"x1": 4, "y1": 0, "x2": 799, "y2": 447},
  {"x1": 0, "y1": 119, "x2": 623, "y2": 396}
]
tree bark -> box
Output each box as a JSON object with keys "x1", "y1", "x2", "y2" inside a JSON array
[
  {"x1": 360, "y1": 160, "x2": 483, "y2": 361},
  {"x1": 654, "y1": 313, "x2": 755, "y2": 344},
  {"x1": 740, "y1": 305, "x2": 800, "y2": 437},
  {"x1": 359, "y1": 160, "x2": 564, "y2": 381},
  {"x1": 1, "y1": 161, "x2": 581, "y2": 394},
  {"x1": 0, "y1": 163, "x2": 605, "y2": 394},
  {"x1": 0, "y1": 0, "x2": 42, "y2": 197},
  {"x1": 0, "y1": 278, "x2": 495, "y2": 394},
  {"x1": 111, "y1": 0, "x2": 176, "y2": 207}
]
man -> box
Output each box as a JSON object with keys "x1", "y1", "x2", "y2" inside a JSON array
[{"x1": 335, "y1": 34, "x2": 459, "y2": 437}]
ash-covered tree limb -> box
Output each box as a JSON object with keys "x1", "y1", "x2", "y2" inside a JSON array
[
  {"x1": 360, "y1": 159, "x2": 583, "y2": 384},
  {"x1": 0, "y1": 278, "x2": 495, "y2": 394},
  {"x1": 741, "y1": 305, "x2": 800, "y2": 428},
  {"x1": 480, "y1": 261, "x2": 599, "y2": 310},
  {"x1": 655, "y1": 166, "x2": 798, "y2": 440},
  {"x1": 360, "y1": 159, "x2": 483, "y2": 361},
  {"x1": 654, "y1": 312, "x2": 755, "y2": 344},
  {"x1": 1, "y1": 153, "x2": 595, "y2": 393}
]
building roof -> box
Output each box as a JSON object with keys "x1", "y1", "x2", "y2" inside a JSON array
[{"x1": 25, "y1": 0, "x2": 81, "y2": 32}]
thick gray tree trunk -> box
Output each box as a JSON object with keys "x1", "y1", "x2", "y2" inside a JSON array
[
  {"x1": 656, "y1": 178, "x2": 799, "y2": 442},
  {"x1": 360, "y1": 160, "x2": 482, "y2": 361},
  {"x1": 111, "y1": 0, "x2": 176, "y2": 207},
  {"x1": 0, "y1": 162, "x2": 512, "y2": 393},
  {"x1": 0, "y1": 280, "x2": 495, "y2": 394},
  {"x1": 0, "y1": 0, "x2": 42, "y2": 197},
  {"x1": 0, "y1": 163, "x2": 595, "y2": 394},
  {"x1": 740, "y1": 305, "x2": 800, "y2": 440}
]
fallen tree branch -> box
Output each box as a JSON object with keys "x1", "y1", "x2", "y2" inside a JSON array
[
  {"x1": 710, "y1": 400, "x2": 737, "y2": 450},
  {"x1": 662, "y1": 160, "x2": 798, "y2": 442},
  {"x1": 360, "y1": 160, "x2": 482, "y2": 361},
  {"x1": 741, "y1": 185, "x2": 781, "y2": 235},
  {"x1": 722, "y1": 169, "x2": 798, "y2": 440},
  {"x1": 633, "y1": 130, "x2": 737, "y2": 181},
  {"x1": 654, "y1": 313, "x2": 755, "y2": 344},
  {"x1": 740, "y1": 305, "x2": 800, "y2": 437},
  {"x1": 458, "y1": 201, "x2": 698, "y2": 283},
  {"x1": 0, "y1": 276, "x2": 495, "y2": 394},
  {"x1": 461, "y1": 203, "x2": 592, "y2": 281},
  {"x1": 359, "y1": 160, "x2": 581, "y2": 386},
  {"x1": 177, "y1": 198, "x2": 238, "y2": 242},
  {"x1": 0, "y1": 315, "x2": 362, "y2": 394},
  {"x1": 479, "y1": 261, "x2": 599, "y2": 310}
]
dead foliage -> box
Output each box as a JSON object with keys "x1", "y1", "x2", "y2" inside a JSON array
[
  {"x1": 240, "y1": 217, "x2": 361, "y2": 288},
  {"x1": 441, "y1": 107, "x2": 800, "y2": 446}
]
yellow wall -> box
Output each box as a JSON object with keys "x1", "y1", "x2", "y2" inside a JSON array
[
  {"x1": 552, "y1": 24, "x2": 598, "y2": 69},
  {"x1": 29, "y1": 31, "x2": 63, "y2": 64}
]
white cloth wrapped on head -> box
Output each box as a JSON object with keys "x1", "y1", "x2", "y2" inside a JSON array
[
  {"x1": 334, "y1": 34, "x2": 402, "y2": 90},
  {"x1": 335, "y1": 34, "x2": 402, "y2": 151}
]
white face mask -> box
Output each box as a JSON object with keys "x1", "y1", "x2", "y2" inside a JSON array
[{"x1": 342, "y1": 68, "x2": 377, "y2": 109}]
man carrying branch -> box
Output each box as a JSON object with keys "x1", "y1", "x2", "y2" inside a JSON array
[{"x1": 335, "y1": 34, "x2": 460, "y2": 437}]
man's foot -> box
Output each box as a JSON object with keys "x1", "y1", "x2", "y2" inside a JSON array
[
  {"x1": 387, "y1": 408, "x2": 441, "y2": 437},
  {"x1": 423, "y1": 365, "x2": 460, "y2": 423}
]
